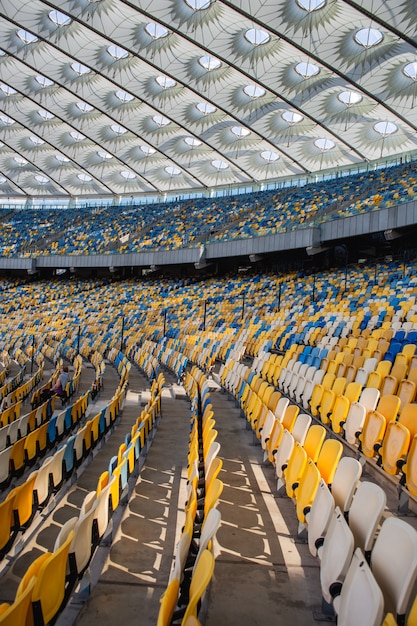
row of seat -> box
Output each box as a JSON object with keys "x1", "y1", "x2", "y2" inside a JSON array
[
  {"x1": 0, "y1": 349, "x2": 164, "y2": 626},
  {"x1": 251, "y1": 341, "x2": 417, "y2": 501},
  {"x1": 219, "y1": 357, "x2": 417, "y2": 625},
  {"x1": 158, "y1": 365, "x2": 221, "y2": 626}
]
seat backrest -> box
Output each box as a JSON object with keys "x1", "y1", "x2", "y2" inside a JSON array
[
  {"x1": 359, "y1": 387, "x2": 380, "y2": 413},
  {"x1": 398, "y1": 404, "x2": 417, "y2": 439},
  {"x1": 303, "y1": 424, "x2": 326, "y2": 463},
  {"x1": 334, "y1": 547, "x2": 384, "y2": 626},
  {"x1": 156, "y1": 578, "x2": 180, "y2": 626},
  {"x1": 285, "y1": 442, "x2": 308, "y2": 498},
  {"x1": 31, "y1": 530, "x2": 75, "y2": 626},
  {"x1": 380, "y1": 421, "x2": 410, "y2": 476},
  {"x1": 403, "y1": 434, "x2": 417, "y2": 498},
  {"x1": 348, "y1": 481, "x2": 386, "y2": 556},
  {"x1": 359, "y1": 411, "x2": 387, "y2": 459},
  {"x1": 181, "y1": 550, "x2": 215, "y2": 623},
  {"x1": 331, "y1": 456, "x2": 362, "y2": 515},
  {"x1": 291, "y1": 413, "x2": 312, "y2": 446},
  {"x1": 306, "y1": 478, "x2": 335, "y2": 557},
  {"x1": 316, "y1": 439, "x2": 343, "y2": 486},
  {"x1": 192, "y1": 508, "x2": 221, "y2": 574},
  {"x1": 295, "y1": 458, "x2": 321, "y2": 524},
  {"x1": 371, "y1": 517, "x2": 417, "y2": 621},
  {"x1": 169, "y1": 530, "x2": 192, "y2": 584},
  {"x1": 274, "y1": 429, "x2": 294, "y2": 480},
  {"x1": 0, "y1": 576, "x2": 37, "y2": 626},
  {"x1": 319, "y1": 507, "x2": 355, "y2": 605},
  {"x1": 376, "y1": 394, "x2": 401, "y2": 423}
]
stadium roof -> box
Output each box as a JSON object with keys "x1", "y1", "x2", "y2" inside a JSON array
[{"x1": 0, "y1": 0, "x2": 416, "y2": 199}]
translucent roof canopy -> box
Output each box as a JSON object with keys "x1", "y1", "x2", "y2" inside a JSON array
[{"x1": 0, "y1": 0, "x2": 416, "y2": 198}]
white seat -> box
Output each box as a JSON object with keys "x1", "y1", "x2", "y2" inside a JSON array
[
  {"x1": 331, "y1": 456, "x2": 362, "y2": 516},
  {"x1": 333, "y1": 547, "x2": 384, "y2": 626},
  {"x1": 0, "y1": 425, "x2": 8, "y2": 452},
  {"x1": 0, "y1": 446, "x2": 12, "y2": 485},
  {"x1": 358, "y1": 387, "x2": 380, "y2": 413},
  {"x1": 319, "y1": 507, "x2": 355, "y2": 605},
  {"x1": 274, "y1": 397, "x2": 289, "y2": 422},
  {"x1": 48, "y1": 446, "x2": 66, "y2": 491},
  {"x1": 7, "y1": 419, "x2": 21, "y2": 446},
  {"x1": 348, "y1": 481, "x2": 386, "y2": 557},
  {"x1": 291, "y1": 413, "x2": 312, "y2": 446},
  {"x1": 342, "y1": 403, "x2": 367, "y2": 445},
  {"x1": 192, "y1": 508, "x2": 221, "y2": 574},
  {"x1": 260, "y1": 410, "x2": 276, "y2": 450},
  {"x1": 370, "y1": 516, "x2": 417, "y2": 622},
  {"x1": 306, "y1": 479, "x2": 335, "y2": 557},
  {"x1": 274, "y1": 429, "x2": 294, "y2": 490}
]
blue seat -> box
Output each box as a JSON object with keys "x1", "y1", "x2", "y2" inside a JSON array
[{"x1": 62, "y1": 435, "x2": 76, "y2": 478}]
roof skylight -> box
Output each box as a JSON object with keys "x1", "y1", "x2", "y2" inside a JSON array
[
  {"x1": 30, "y1": 136, "x2": 45, "y2": 145},
  {"x1": 107, "y1": 45, "x2": 129, "y2": 60},
  {"x1": 261, "y1": 150, "x2": 280, "y2": 162},
  {"x1": 49, "y1": 10, "x2": 72, "y2": 26},
  {"x1": 145, "y1": 22, "x2": 169, "y2": 39},
  {"x1": 373, "y1": 120, "x2": 397, "y2": 136},
  {"x1": 140, "y1": 145, "x2": 156, "y2": 155},
  {"x1": 231, "y1": 126, "x2": 251, "y2": 138},
  {"x1": 243, "y1": 84, "x2": 266, "y2": 99},
  {"x1": 295, "y1": 61, "x2": 320, "y2": 78},
  {"x1": 111, "y1": 123, "x2": 128, "y2": 135},
  {"x1": 115, "y1": 90, "x2": 134, "y2": 103},
  {"x1": 354, "y1": 27, "x2": 383, "y2": 48},
  {"x1": 14, "y1": 156, "x2": 27, "y2": 165},
  {"x1": 403, "y1": 62, "x2": 417, "y2": 81},
  {"x1": 152, "y1": 114, "x2": 170, "y2": 127},
  {"x1": 314, "y1": 138, "x2": 335, "y2": 151},
  {"x1": 198, "y1": 55, "x2": 222, "y2": 71},
  {"x1": 77, "y1": 173, "x2": 92, "y2": 182},
  {"x1": 212, "y1": 159, "x2": 228, "y2": 170},
  {"x1": 296, "y1": 0, "x2": 326, "y2": 12},
  {"x1": 165, "y1": 166, "x2": 181, "y2": 176},
  {"x1": 98, "y1": 150, "x2": 113, "y2": 160},
  {"x1": 38, "y1": 109, "x2": 55, "y2": 121},
  {"x1": 0, "y1": 84, "x2": 16, "y2": 96},
  {"x1": 338, "y1": 90, "x2": 363, "y2": 106},
  {"x1": 71, "y1": 62, "x2": 91, "y2": 76},
  {"x1": 121, "y1": 170, "x2": 136, "y2": 179},
  {"x1": 55, "y1": 153, "x2": 70, "y2": 162},
  {"x1": 0, "y1": 114, "x2": 14, "y2": 125},
  {"x1": 70, "y1": 130, "x2": 86, "y2": 141},
  {"x1": 184, "y1": 137, "x2": 202, "y2": 147},
  {"x1": 282, "y1": 110, "x2": 304, "y2": 124},
  {"x1": 76, "y1": 101, "x2": 94, "y2": 113},
  {"x1": 244, "y1": 28, "x2": 271, "y2": 46},
  {"x1": 35, "y1": 75, "x2": 54, "y2": 88},
  {"x1": 184, "y1": 0, "x2": 212, "y2": 9},
  {"x1": 35, "y1": 174, "x2": 49, "y2": 184},
  {"x1": 17, "y1": 29, "x2": 38, "y2": 45},
  {"x1": 155, "y1": 75, "x2": 177, "y2": 89},
  {"x1": 196, "y1": 102, "x2": 217, "y2": 115}
]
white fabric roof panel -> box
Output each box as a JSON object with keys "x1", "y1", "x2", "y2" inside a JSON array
[{"x1": 0, "y1": 0, "x2": 416, "y2": 198}]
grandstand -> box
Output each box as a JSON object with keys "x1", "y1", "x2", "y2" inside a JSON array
[{"x1": 1, "y1": 1, "x2": 417, "y2": 626}]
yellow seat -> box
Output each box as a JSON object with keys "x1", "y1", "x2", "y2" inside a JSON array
[
  {"x1": 316, "y1": 439, "x2": 343, "y2": 486},
  {"x1": 0, "y1": 495, "x2": 15, "y2": 555},
  {"x1": 329, "y1": 394, "x2": 350, "y2": 434},
  {"x1": 303, "y1": 424, "x2": 326, "y2": 463},
  {"x1": 294, "y1": 459, "x2": 321, "y2": 524},
  {"x1": 378, "y1": 421, "x2": 410, "y2": 476},
  {"x1": 402, "y1": 435, "x2": 417, "y2": 498},
  {"x1": 0, "y1": 576, "x2": 36, "y2": 626},
  {"x1": 284, "y1": 442, "x2": 308, "y2": 498},
  {"x1": 30, "y1": 530, "x2": 75, "y2": 626},
  {"x1": 376, "y1": 394, "x2": 401, "y2": 424},
  {"x1": 157, "y1": 578, "x2": 180, "y2": 626},
  {"x1": 358, "y1": 410, "x2": 387, "y2": 459},
  {"x1": 7, "y1": 472, "x2": 37, "y2": 529},
  {"x1": 203, "y1": 478, "x2": 223, "y2": 519},
  {"x1": 282, "y1": 404, "x2": 299, "y2": 432},
  {"x1": 181, "y1": 550, "x2": 215, "y2": 624},
  {"x1": 398, "y1": 403, "x2": 417, "y2": 440}
]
